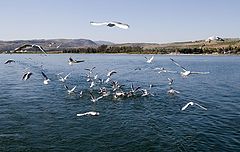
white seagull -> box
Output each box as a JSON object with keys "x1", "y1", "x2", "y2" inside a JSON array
[
  {"x1": 77, "y1": 111, "x2": 100, "y2": 117},
  {"x1": 4, "y1": 59, "x2": 15, "y2": 64},
  {"x1": 90, "y1": 21, "x2": 129, "y2": 29},
  {"x1": 14, "y1": 44, "x2": 47, "y2": 55},
  {"x1": 59, "y1": 73, "x2": 71, "y2": 82},
  {"x1": 22, "y1": 71, "x2": 33, "y2": 81},
  {"x1": 107, "y1": 70, "x2": 117, "y2": 77},
  {"x1": 170, "y1": 58, "x2": 209, "y2": 77},
  {"x1": 89, "y1": 92, "x2": 103, "y2": 103},
  {"x1": 167, "y1": 87, "x2": 180, "y2": 95},
  {"x1": 68, "y1": 57, "x2": 84, "y2": 65},
  {"x1": 41, "y1": 71, "x2": 50, "y2": 85},
  {"x1": 64, "y1": 85, "x2": 76, "y2": 94},
  {"x1": 205, "y1": 36, "x2": 224, "y2": 43},
  {"x1": 145, "y1": 56, "x2": 154, "y2": 63},
  {"x1": 181, "y1": 101, "x2": 207, "y2": 111}
]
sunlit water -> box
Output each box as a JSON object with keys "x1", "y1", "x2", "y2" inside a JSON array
[{"x1": 0, "y1": 54, "x2": 239, "y2": 151}]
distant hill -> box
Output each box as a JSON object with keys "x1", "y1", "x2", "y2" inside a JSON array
[
  {"x1": 0, "y1": 39, "x2": 99, "y2": 53},
  {"x1": 94, "y1": 41, "x2": 114, "y2": 45}
]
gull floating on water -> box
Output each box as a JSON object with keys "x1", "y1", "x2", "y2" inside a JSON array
[
  {"x1": 141, "y1": 85, "x2": 154, "y2": 97},
  {"x1": 4, "y1": 59, "x2": 15, "y2": 64},
  {"x1": 22, "y1": 71, "x2": 33, "y2": 81},
  {"x1": 68, "y1": 57, "x2": 84, "y2": 65},
  {"x1": 167, "y1": 87, "x2": 180, "y2": 95},
  {"x1": 41, "y1": 71, "x2": 50, "y2": 85},
  {"x1": 90, "y1": 21, "x2": 129, "y2": 29},
  {"x1": 64, "y1": 85, "x2": 76, "y2": 94},
  {"x1": 170, "y1": 58, "x2": 209, "y2": 77},
  {"x1": 181, "y1": 101, "x2": 207, "y2": 111},
  {"x1": 77, "y1": 111, "x2": 100, "y2": 117},
  {"x1": 145, "y1": 56, "x2": 154, "y2": 63},
  {"x1": 14, "y1": 44, "x2": 47, "y2": 55}
]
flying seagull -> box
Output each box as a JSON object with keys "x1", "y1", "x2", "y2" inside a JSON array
[
  {"x1": 89, "y1": 92, "x2": 103, "y2": 103},
  {"x1": 77, "y1": 111, "x2": 100, "y2": 117},
  {"x1": 145, "y1": 56, "x2": 154, "y2": 63},
  {"x1": 205, "y1": 36, "x2": 224, "y2": 43},
  {"x1": 64, "y1": 85, "x2": 76, "y2": 94},
  {"x1": 4, "y1": 59, "x2": 15, "y2": 64},
  {"x1": 167, "y1": 87, "x2": 180, "y2": 95},
  {"x1": 14, "y1": 44, "x2": 47, "y2": 55},
  {"x1": 58, "y1": 73, "x2": 71, "y2": 82},
  {"x1": 167, "y1": 78, "x2": 174, "y2": 85},
  {"x1": 68, "y1": 57, "x2": 85, "y2": 65},
  {"x1": 22, "y1": 71, "x2": 33, "y2": 81},
  {"x1": 181, "y1": 101, "x2": 207, "y2": 111},
  {"x1": 41, "y1": 71, "x2": 50, "y2": 85},
  {"x1": 90, "y1": 21, "x2": 129, "y2": 29},
  {"x1": 170, "y1": 58, "x2": 209, "y2": 77},
  {"x1": 107, "y1": 70, "x2": 117, "y2": 77}
]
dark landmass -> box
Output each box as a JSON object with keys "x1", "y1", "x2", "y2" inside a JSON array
[{"x1": 1, "y1": 38, "x2": 240, "y2": 55}]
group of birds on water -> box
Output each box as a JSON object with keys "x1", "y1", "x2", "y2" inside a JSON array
[{"x1": 4, "y1": 52, "x2": 209, "y2": 117}]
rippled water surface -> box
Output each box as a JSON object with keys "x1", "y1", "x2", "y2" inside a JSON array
[{"x1": 0, "y1": 54, "x2": 239, "y2": 151}]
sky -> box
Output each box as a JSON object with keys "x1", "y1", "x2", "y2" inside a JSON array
[{"x1": 0, "y1": 0, "x2": 239, "y2": 43}]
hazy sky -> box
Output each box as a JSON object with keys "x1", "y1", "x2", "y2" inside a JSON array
[{"x1": 0, "y1": 0, "x2": 239, "y2": 43}]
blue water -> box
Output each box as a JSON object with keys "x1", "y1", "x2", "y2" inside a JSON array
[{"x1": 0, "y1": 54, "x2": 239, "y2": 151}]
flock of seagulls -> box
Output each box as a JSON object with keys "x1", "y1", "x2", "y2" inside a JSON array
[
  {"x1": 3, "y1": 19, "x2": 210, "y2": 117},
  {"x1": 4, "y1": 54, "x2": 209, "y2": 117}
]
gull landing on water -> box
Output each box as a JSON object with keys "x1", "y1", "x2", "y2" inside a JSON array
[
  {"x1": 90, "y1": 92, "x2": 103, "y2": 103},
  {"x1": 68, "y1": 57, "x2": 84, "y2": 65},
  {"x1": 90, "y1": 21, "x2": 129, "y2": 29},
  {"x1": 181, "y1": 102, "x2": 207, "y2": 111},
  {"x1": 77, "y1": 111, "x2": 100, "y2": 117},
  {"x1": 170, "y1": 58, "x2": 209, "y2": 77},
  {"x1": 14, "y1": 44, "x2": 47, "y2": 56},
  {"x1": 167, "y1": 87, "x2": 180, "y2": 95}
]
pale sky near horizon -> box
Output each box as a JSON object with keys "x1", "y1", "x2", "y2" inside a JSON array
[{"x1": 0, "y1": 0, "x2": 239, "y2": 43}]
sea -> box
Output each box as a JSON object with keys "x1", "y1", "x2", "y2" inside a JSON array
[{"x1": 0, "y1": 54, "x2": 239, "y2": 151}]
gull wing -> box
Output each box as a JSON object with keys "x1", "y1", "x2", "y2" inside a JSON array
[
  {"x1": 181, "y1": 102, "x2": 193, "y2": 111},
  {"x1": 194, "y1": 103, "x2": 207, "y2": 110},
  {"x1": 70, "y1": 86, "x2": 76, "y2": 92},
  {"x1": 41, "y1": 71, "x2": 48, "y2": 80},
  {"x1": 75, "y1": 60, "x2": 85, "y2": 63},
  {"x1": 64, "y1": 73, "x2": 71, "y2": 80},
  {"x1": 33, "y1": 45, "x2": 47, "y2": 55},
  {"x1": 112, "y1": 22, "x2": 129, "y2": 29},
  {"x1": 90, "y1": 21, "x2": 108, "y2": 26},
  {"x1": 89, "y1": 92, "x2": 95, "y2": 100},
  {"x1": 191, "y1": 71, "x2": 210, "y2": 74},
  {"x1": 64, "y1": 85, "x2": 69, "y2": 90},
  {"x1": 14, "y1": 44, "x2": 32, "y2": 51},
  {"x1": 170, "y1": 58, "x2": 188, "y2": 71}
]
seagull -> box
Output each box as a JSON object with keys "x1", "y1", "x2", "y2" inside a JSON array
[
  {"x1": 14, "y1": 44, "x2": 47, "y2": 55},
  {"x1": 90, "y1": 81, "x2": 95, "y2": 88},
  {"x1": 141, "y1": 85, "x2": 154, "y2": 97},
  {"x1": 127, "y1": 83, "x2": 141, "y2": 97},
  {"x1": 58, "y1": 73, "x2": 71, "y2": 82},
  {"x1": 4, "y1": 59, "x2": 15, "y2": 64},
  {"x1": 77, "y1": 111, "x2": 100, "y2": 117},
  {"x1": 167, "y1": 78, "x2": 174, "y2": 85},
  {"x1": 79, "y1": 91, "x2": 83, "y2": 97},
  {"x1": 181, "y1": 101, "x2": 207, "y2": 111},
  {"x1": 64, "y1": 85, "x2": 76, "y2": 94},
  {"x1": 205, "y1": 36, "x2": 224, "y2": 43},
  {"x1": 22, "y1": 72, "x2": 33, "y2": 81},
  {"x1": 68, "y1": 57, "x2": 84, "y2": 65},
  {"x1": 41, "y1": 71, "x2": 50, "y2": 85},
  {"x1": 167, "y1": 87, "x2": 180, "y2": 95},
  {"x1": 90, "y1": 21, "x2": 129, "y2": 29},
  {"x1": 99, "y1": 87, "x2": 110, "y2": 97},
  {"x1": 85, "y1": 67, "x2": 96, "y2": 74},
  {"x1": 145, "y1": 56, "x2": 154, "y2": 63},
  {"x1": 170, "y1": 58, "x2": 209, "y2": 77},
  {"x1": 89, "y1": 92, "x2": 103, "y2": 103}
]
